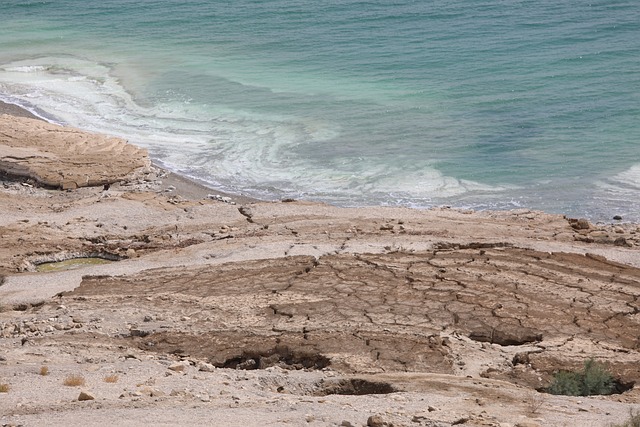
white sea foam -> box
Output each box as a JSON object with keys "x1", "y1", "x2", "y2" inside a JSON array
[
  {"x1": 610, "y1": 164, "x2": 640, "y2": 190},
  {"x1": 0, "y1": 55, "x2": 504, "y2": 203},
  {"x1": 1, "y1": 65, "x2": 49, "y2": 73}
]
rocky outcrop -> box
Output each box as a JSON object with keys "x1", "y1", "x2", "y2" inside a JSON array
[{"x1": 0, "y1": 114, "x2": 149, "y2": 189}]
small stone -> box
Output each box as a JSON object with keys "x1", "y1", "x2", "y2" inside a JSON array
[
  {"x1": 197, "y1": 362, "x2": 216, "y2": 372},
  {"x1": 341, "y1": 421, "x2": 354, "y2": 427},
  {"x1": 168, "y1": 362, "x2": 188, "y2": 372},
  {"x1": 427, "y1": 406, "x2": 437, "y2": 412},
  {"x1": 512, "y1": 352, "x2": 530, "y2": 365},
  {"x1": 200, "y1": 394, "x2": 211, "y2": 402},
  {"x1": 78, "y1": 391, "x2": 95, "y2": 401},
  {"x1": 572, "y1": 218, "x2": 591, "y2": 230},
  {"x1": 614, "y1": 237, "x2": 629, "y2": 247},
  {"x1": 367, "y1": 415, "x2": 387, "y2": 427},
  {"x1": 613, "y1": 215, "x2": 623, "y2": 221},
  {"x1": 143, "y1": 315, "x2": 154, "y2": 322}
]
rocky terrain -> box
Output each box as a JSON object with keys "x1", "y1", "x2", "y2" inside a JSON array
[{"x1": 1, "y1": 113, "x2": 640, "y2": 426}]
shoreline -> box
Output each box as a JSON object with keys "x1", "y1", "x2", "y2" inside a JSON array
[
  {"x1": 0, "y1": 99, "x2": 258, "y2": 204},
  {"x1": 1, "y1": 100, "x2": 635, "y2": 223}
]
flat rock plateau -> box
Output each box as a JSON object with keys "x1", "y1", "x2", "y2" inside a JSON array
[{"x1": 1, "y1": 113, "x2": 640, "y2": 426}]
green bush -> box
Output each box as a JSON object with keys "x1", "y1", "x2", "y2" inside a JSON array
[
  {"x1": 547, "y1": 370, "x2": 582, "y2": 396},
  {"x1": 547, "y1": 358, "x2": 614, "y2": 396},
  {"x1": 582, "y1": 358, "x2": 614, "y2": 395}
]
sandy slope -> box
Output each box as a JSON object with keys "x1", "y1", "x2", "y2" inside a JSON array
[{"x1": 1, "y1": 113, "x2": 640, "y2": 426}]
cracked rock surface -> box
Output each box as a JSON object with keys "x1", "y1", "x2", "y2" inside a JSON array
[{"x1": 1, "y1": 118, "x2": 640, "y2": 426}]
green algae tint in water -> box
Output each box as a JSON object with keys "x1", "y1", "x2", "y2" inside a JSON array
[
  {"x1": 36, "y1": 258, "x2": 113, "y2": 273},
  {"x1": 0, "y1": 0, "x2": 639, "y2": 221}
]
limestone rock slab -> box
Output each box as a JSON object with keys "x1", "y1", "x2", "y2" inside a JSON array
[{"x1": 0, "y1": 114, "x2": 149, "y2": 189}]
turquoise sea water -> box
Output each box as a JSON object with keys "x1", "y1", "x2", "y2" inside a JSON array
[{"x1": 1, "y1": 1, "x2": 639, "y2": 221}]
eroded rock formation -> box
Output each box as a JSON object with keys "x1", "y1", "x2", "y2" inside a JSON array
[{"x1": 0, "y1": 114, "x2": 149, "y2": 189}]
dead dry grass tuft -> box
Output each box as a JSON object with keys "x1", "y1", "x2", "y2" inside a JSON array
[
  {"x1": 0, "y1": 383, "x2": 10, "y2": 393},
  {"x1": 103, "y1": 374, "x2": 119, "y2": 383},
  {"x1": 40, "y1": 365, "x2": 49, "y2": 376},
  {"x1": 63, "y1": 374, "x2": 86, "y2": 387}
]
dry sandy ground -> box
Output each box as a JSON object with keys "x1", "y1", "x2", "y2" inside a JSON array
[{"x1": 1, "y1": 111, "x2": 640, "y2": 426}]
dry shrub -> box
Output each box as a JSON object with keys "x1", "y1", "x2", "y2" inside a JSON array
[
  {"x1": 0, "y1": 383, "x2": 9, "y2": 393},
  {"x1": 63, "y1": 374, "x2": 85, "y2": 387},
  {"x1": 525, "y1": 391, "x2": 545, "y2": 414},
  {"x1": 103, "y1": 374, "x2": 119, "y2": 383},
  {"x1": 40, "y1": 365, "x2": 49, "y2": 376}
]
